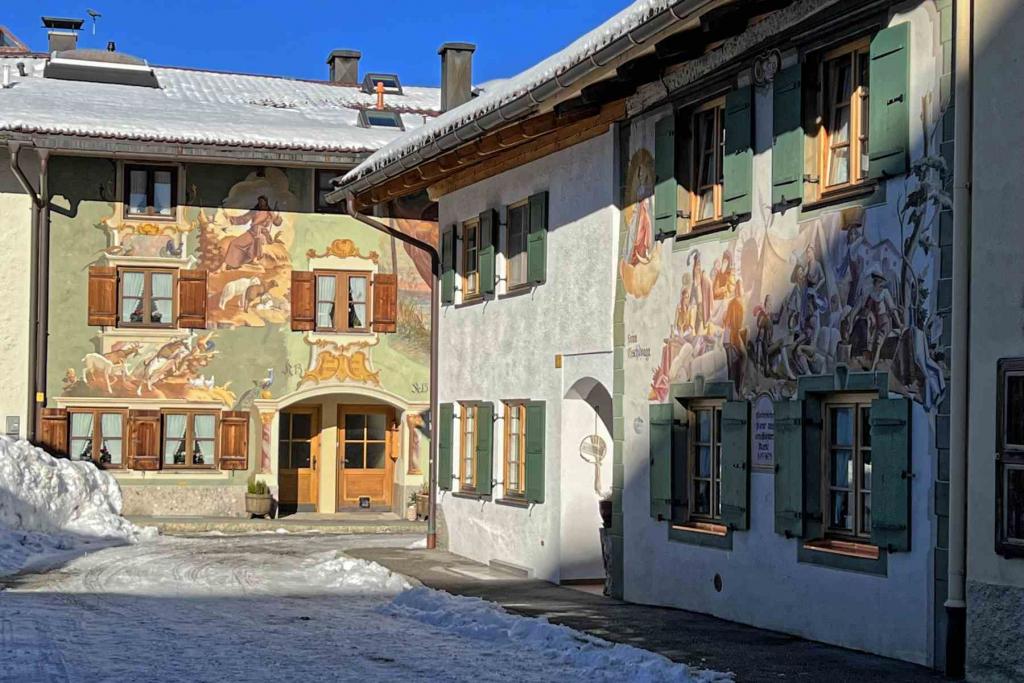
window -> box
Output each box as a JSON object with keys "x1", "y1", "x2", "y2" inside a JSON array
[
  {"x1": 690, "y1": 400, "x2": 723, "y2": 521},
  {"x1": 279, "y1": 411, "x2": 314, "y2": 471},
  {"x1": 818, "y1": 39, "x2": 871, "y2": 192},
  {"x1": 123, "y1": 164, "x2": 177, "y2": 218},
  {"x1": 689, "y1": 99, "x2": 726, "y2": 228},
  {"x1": 357, "y1": 109, "x2": 405, "y2": 130},
  {"x1": 505, "y1": 201, "x2": 529, "y2": 289},
  {"x1": 69, "y1": 409, "x2": 126, "y2": 468},
  {"x1": 163, "y1": 411, "x2": 217, "y2": 468},
  {"x1": 361, "y1": 73, "x2": 403, "y2": 94},
  {"x1": 462, "y1": 219, "x2": 480, "y2": 300},
  {"x1": 119, "y1": 268, "x2": 175, "y2": 327},
  {"x1": 315, "y1": 169, "x2": 347, "y2": 214},
  {"x1": 314, "y1": 271, "x2": 370, "y2": 332},
  {"x1": 342, "y1": 412, "x2": 388, "y2": 470},
  {"x1": 823, "y1": 396, "x2": 873, "y2": 540},
  {"x1": 460, "y1": 403, "x2": 478, "y2": 492},
  {"x1": 503, "y1": 402, "x2": 527, "y2": 498},
  {"x1": 998, "y1": 359, "x2": 1024, "y2": 556}
]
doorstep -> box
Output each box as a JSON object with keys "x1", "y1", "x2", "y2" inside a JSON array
[{"x1": 128, "y1": 513, "x2": 427, "y2": 536}]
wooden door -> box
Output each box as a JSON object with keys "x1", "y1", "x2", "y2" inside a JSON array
[
  {"x1": 338, "y1": 406, "x2": 397, "y2": 509},
  {"x1": 278, "y1": 408, "x2": 320, "y2": 513}
]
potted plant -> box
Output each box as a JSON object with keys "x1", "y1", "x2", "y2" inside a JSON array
[
  {"x1": 415, "y1": 482, "x2": 430, "y2": 520},
  {"x1": 405, "y1": 491, "x2": 418, "y2": 521},
  {"x1": 245, "y1": 478, "x2": 273, "y2": 518}
]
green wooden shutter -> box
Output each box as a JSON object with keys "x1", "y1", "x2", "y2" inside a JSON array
[
  {"x1": 773, "y1": 398, "x2": 805, "y2": 537},
  {"x1": 772, "y1": 64, "x2": 804, "y2": 207},
  {"x1": 478, "y1": 209, "x2": 498, "y2": 295},
  {"x1": 441, "y1": 225, "x2": 455, "y2": 305},
  {"x1": 527, "y1": 192, "x2": 548, "y2": 285},
  {"x1": 525, "y1": 401, "x2": 546, "y2": 503},
  {"x1": 475, "y1": 402, "x2": 494, "y2": 496},
  {"x1": 720, "y1": 400, "x2": 751, "y2": 531},
  {"x1": 722, "y1": 86, "x2": 753, "y2": 218},
  {"x1": 868, "y1": 23, "x2": 910, "y2": 179},
  {"x1": 650, "y1": 402, "x2": 673, "y2": 520},
  {"x1": 670, "y1": 419, "x2": 690, "y2": 524},
  {"x1": 654, "y1": 115, "x2": 677, "y2": 239},
  {"x1": 675, "y1": 113, "x2": 693, "y2": 234},
  {"x1": 870, "y1": 397, "x2": 912, "y2": 552},
  {"x1": 438, "y1": 403, "x2": 454, "y2": 491}
]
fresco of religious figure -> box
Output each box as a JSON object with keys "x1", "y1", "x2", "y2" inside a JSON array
[{"x1": 223, "y1": 195, "x2": 283, "y2": 270}]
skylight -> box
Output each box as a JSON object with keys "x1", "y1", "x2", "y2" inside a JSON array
[
  {"x1": 358, "y1": 109, "x2": 405, "y2": 130},
  {"x1": 361, "y1": 73, "x2": 402, "y2": 95}
]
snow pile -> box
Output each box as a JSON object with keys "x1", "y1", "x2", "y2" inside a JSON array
[
  {"x1": 0, "y1": 436, "x2": 152, "y2": 577},
  {"x1": 304, "y1": 552, "x2": 412, "y2": 594},
  {"x1": 383, "y1": 588, "x2": 732, "y2": 682}
]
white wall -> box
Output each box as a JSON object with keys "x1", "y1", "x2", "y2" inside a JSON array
[
  {"x1": 437, "y1": 130, "x2": 617, "y2": 582},
  {"x1": 0, "y1": 149, "x2": 35, "y2": 438}
]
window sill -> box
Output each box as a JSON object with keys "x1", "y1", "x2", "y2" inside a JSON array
[
  {"x1": 495, "y1": 497, "x2": 530, "y2": 509},
  {"x1": 995, "y1": 541, "x2": 1024, "y2": 559},
  {"x1": 673, "y1": 521, "x2": 728, "y2": 537},
  {"x1": 455, "y1": 295, "x2": 487, "y2": 309},
  {"x1": 122, "y1": 213, "x2": 179, "y2": 223},
  {"x1": 499, "y1": 284, "x2": 534, "y2": 300},
  {"x1": 667, "y1": 520, "x2": 733, "y2": 550},
  {"x1": 675, "y1": 219, "x2": 734, "y2": 242},
  {"x1": 451, "y1": 491, "x2": 489, "y2": 501},
  {"x1": 803, "y1": 537, "x2": 880, "y2": 560},
  {"x1": 802, "y1": 180, "x2": 878, "y2": 212},
  {"x1": 797, "y1": 537, "x2": 887, "y2": 575}
]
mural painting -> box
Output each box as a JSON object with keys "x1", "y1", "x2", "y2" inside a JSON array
[{"x1": 620, "y1": 147, "x2": 661, "y2": 299}]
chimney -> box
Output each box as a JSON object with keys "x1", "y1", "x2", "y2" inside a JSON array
[
  {"x1": 438, "y1": 42, "x2": 476, "y2": 112},
  {"x1": 42, "y1": 17, "x2": 84, "y2": 53},
  {"x1": 327, "y1": 49, "x2": 361, "y2": 85}
]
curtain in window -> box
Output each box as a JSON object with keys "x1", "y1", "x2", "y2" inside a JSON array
[
  {"x1": 100, "y1": 413, "x2": 123, "y2": 466},
  {"x1": 316, "y1": 275, "x2": 336, "y2": 328},
  {"x1": 348, "y1": 276, "x2": 367, "y2": 328},
  {"x1": 150, "y1": 272, "x2": 173, "y2": 324},
  {"x1": 153, "y1": 171, "x2": 173, "y2": 216},
  {"x1": 192, "y1": 414, "x2": 216, "y2": 465},
  {"x1": 70, "y1": 412, "x2": 94, "y2": 461},
  {"x1": 129, "y1": 170, "x2": 147, "y2": 214},
  {"x1": 121, "y1": 271, "x2": 145, "y2": 323},
  {"x1": 164, "y1": 414, "x2": 188, "y2": 465}
]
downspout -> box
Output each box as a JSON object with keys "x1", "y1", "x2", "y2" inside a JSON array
[
  {"x1": 945, "y1": 0, "x2": 972, "y2": 677},
  {"x1": 8, "y1": 142, "x2": 45, "y2": 442},
  {"x1": 346, "y1": 194, "x2": 442, "y2": 550}
]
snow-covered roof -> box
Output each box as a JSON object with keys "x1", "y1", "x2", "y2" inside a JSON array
[
  {"x1": 0, "y1": 55, "x2": 441, "y2": 155},
  {"x1": 338, "y1": 0, "x2": 685, "y2": 188}
]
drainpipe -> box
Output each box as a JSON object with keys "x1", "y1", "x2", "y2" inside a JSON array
[
  {"x1": 346, "y1": 194, "x2": 442, "y2": 550},
  {"x1": 945, "y1": 0, "x2": 973, "y2": 677},
  {"x1": 8, "y1": 142, "x2": 46, "y2": 442}
]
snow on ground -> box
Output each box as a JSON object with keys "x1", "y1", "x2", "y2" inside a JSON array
[
  {"x1": 0, "y1": 437, "x2": 154, "y2": 577},
  {"x1": 0, "y1": 534, "x2": 729, "y2": 682}
]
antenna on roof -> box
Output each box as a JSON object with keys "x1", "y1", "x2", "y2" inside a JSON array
[{"x1": 87, "y1": 9, "x2": 102, "y2": 36}]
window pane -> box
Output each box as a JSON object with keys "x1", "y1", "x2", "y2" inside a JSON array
[
  {"x1": 128, "y1": 170, "x2": 147, "y2": 214},
  {"x1": 164, "y1": 414, "x2": 188, "y2": 465},
  {"x1": 344, "y1": 443, "x2": 364, "y2": 469},
  {"x1": 508, "y1": 206, "x2": 528, "y2": 286},
  {"x1": 317, "y1": 303, "x2": 335, "y2": 329},
  {"x1": 697, "y1": 409, "x2": 712, "y2": 443},
  {"x1": 100, "y1": 413, "x2": 123, "y2": 465},
  {"x1": 1006, "y1": 466, "x2": 1024, "y2": 542},
  {"x1": 316, "y1": 275, "x2": 336, "y2": 328},
  {"x1": 70, "y1": 412, "x2": 94, "y2": 461},
  {"x1": 829, "y1": 147, "x2": 850, "y2": 186},
  {"x1": 830, "y1": 490, "x2": 853, "y2": 530},
  {"x1": 291, "y1": 442, "x2": 311, "y2": 469},
  {"x1": 831, "y1": 449, "x2": 853, "y2": 488},
  {"x1": 861, "y1": 492, "x2": 872, "y2": 535},
  {"x1": 697, "y1": 445, "x2": 712, "y2": 478},
  {"x1": 153, "y1": 171, "x2": 173, "y2": 215},
  {"x1": 151, "y1": 272, "x2": 173, "y2": 324},
  {"x1": 348, "y1": 276, "x2": 367, "y2": 304},
  {"x1": 831, "y1": 407, "x2": 854, "y2": 446},
  {"x1": 345, "y1": 414, "x2": 365, "y2": 439},
  {"x1": 348, "y1": 303, "x2": 366, "y2": 329},
  {"x1": 365, "y1": 443, "x2": 386, "y2": 469},
  {"x1": 291, "y1": 413, "x2": 312, "y2": 440},
  {"x1": 861, "y1": 447, "x2": 872, "y2": 492},
  {"x1": 694, "y1": 481, "x2": 711, "y2": 515},
  {"x1": 366, "y1": 414, "x2": 386, "y2": 441},
  {"x1": 1005, "y1": 374, "x2": 1024, "y2": 448},
  {"x1": 278, "y1": 439, "x2": 292, "y2": 470},
  {"x1": 151, "y1": 298, "x2": 172, "y2": 325},
  {"x1": 122, "y1": 271, "x2": 145, "y2": 322}
]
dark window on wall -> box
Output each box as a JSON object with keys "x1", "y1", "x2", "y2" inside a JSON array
[
  {"x1": 819, "y1": 39, "x2": 871, "y2": 192},
  {"x1": 690, "y1": 400, "x2": 723, "y2": 522},
  {"x1": 314, "y1": 271, "x2": 370, "y2": 332},
  {"x1": 998, "y1": 359, "x2": 1024, "y2": 556},
  {"x1": 119, "y1": 268, "x2": 175, "y2": 328},
  {"x1": 123, "y1": 164, "x2": 177, "y2": 218},
  {"x1": 503, "y1": 401, "x2": 527, "y2": 498},
  {"x1": 343, "y1": 411, "x2": 389, "y2": 470},
  {"x1": 462, "y1": 219, "x2": 480, "y2": 300},
  {"x1": 69, "y1": 409, "x2": 127, "y2": 468},
  {"x1": 823, "y1": 396, "x2": 873, "y2": 541},
  {"x1": 460, "y1": 403, "x2": 478, "y2": 492},
  {"x1": 163, "y1": 411, "x2": 218, "y2": 468},
  {"x1": 506, "y1": 202, "x2": 529, "y2": 289},
  {"x1": 315, "y1": 170, "x2": 347, "y2": 214},
  {"x1": 689, "y1": 99, "x2": 725, "y2": 228}
]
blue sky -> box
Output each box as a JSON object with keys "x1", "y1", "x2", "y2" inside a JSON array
[{"x1": 4, "y1": 1, "x2": 630, "y2": 85}]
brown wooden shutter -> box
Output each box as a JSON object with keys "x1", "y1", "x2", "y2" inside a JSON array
[
  {"x1": 371, "y1": 273, "x2": 398, "y2": 333},
  {"x1": 87, "y1": 266, "x2": 118, "y2": 326},
  {"x1": 38, "y1": 408, "x2": 69, "y2": 457},
  {"x1": 177, "y1": 269, "x2": 208, "y2": 329},
  {"x1": 128, "y1": 410, "x2": 162, "y2": 471},
  {"x1": 219, "y1": 411, "x2": 249, "y2": 470},
  {"x1": 291, "y1": 270, "x2": 315, "y2": 331}
]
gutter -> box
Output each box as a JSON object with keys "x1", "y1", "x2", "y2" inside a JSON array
[
  {"x1": 945, "y1": 0, "x2": 972, "y2": 677},
  {"x1": 8, "y1": 142, "x2": 47, "y2": 442},
  {"x1": 333, "y1": 0, "x2": 716, "y2": 201},
  {"x1": 345, "y1": 193, "x2": 442, "y2": 550}
]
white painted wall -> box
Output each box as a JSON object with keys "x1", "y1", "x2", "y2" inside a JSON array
[
  {"x1": 437, "y1": 130, "x2": 617, "y2": 582},
  {"x1": 0, "y1": 149, "x2": 35, "y2": 438}
]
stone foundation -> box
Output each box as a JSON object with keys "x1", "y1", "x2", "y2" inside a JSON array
[
  {"x1": 121, "y1": 485, "x2": 247, "y2": 518},
  {"x1": 967, "y1": 579, "x2": 1024, "y2": 682}
]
